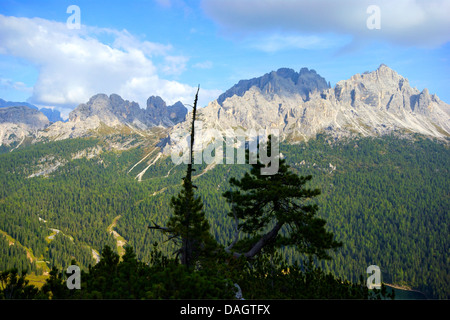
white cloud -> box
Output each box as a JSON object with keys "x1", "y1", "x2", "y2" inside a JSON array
[
  {"x1": 201, "y1": 0, "x2": 450, "y2": 49},
  {"x1": 162, "y1": 55, "x2": 189, "y2": 75},
  {"x1": 0, "y1": 78, "x2": 33, "y2": 94},
  {"x1": 109, "y1": 28, "x2": 173, "y2": 57},
  {"x1": 193, "y1": 60, "x2": 213, "y2": 69},
  {"x1": 0, "y1": 14, "x2": 217, "y2": 113}
]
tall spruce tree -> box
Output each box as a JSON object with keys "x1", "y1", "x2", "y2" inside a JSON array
[
  {"x1": 223, "y1": 135, "x2": 341, "y2": 260},
  {"x1": 149, "y1": 87, "x2": 215, "y2": 268}
]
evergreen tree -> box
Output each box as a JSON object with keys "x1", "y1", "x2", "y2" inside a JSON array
[
  {"x1": 0, "y1": 269, "x2": 40, "y2": 299},
  {"x1": 223, "y1": 135, "x2": 341, "y2": 260},
  {"x1": 40, "y1": 266, "x2": 72, "y2": 299},
  {"x1": 149, "y1": 87, "x2": 216, "y2": 268}
]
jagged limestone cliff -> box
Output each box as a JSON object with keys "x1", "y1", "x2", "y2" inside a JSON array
[{"x1": 163, "y1": 64, "x2": 450, "y2": 156}]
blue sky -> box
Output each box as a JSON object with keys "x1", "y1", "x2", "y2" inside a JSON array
[{"x1": 0, "y1": 0, "x2": 449, "y2": 118}]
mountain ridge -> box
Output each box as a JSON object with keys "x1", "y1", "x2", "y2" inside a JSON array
[
  {"x1": 36, "y1": 93, "x2": 187, "y2": 144},
  {"x1": 1, "y1": 64, "x2": 449, "y2": 149},
  {"x1": 0, "y1": 98, "x2": 63, "y2": 123},
  {"x1": 217, "y1": 67, "x2": 330, "y2": 105},
  {"x1": 0, "y1": 106, "x2": 50, "y2": 147},
  {"x1": 163, "y1": 64, "x2": 449, "y2": 157},
  {"x1": 68, "y1": 93, "x2": 188, "y2": 128}
]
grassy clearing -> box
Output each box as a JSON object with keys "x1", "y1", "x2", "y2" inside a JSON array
[{"x1": 25, "y1": 272, "x2": 49, "y2": 289}]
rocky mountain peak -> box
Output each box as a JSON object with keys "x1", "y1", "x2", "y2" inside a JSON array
[
  {"x1": 0, "y1": 106, "x2": 49, "y2": 129},
  {"x1": 147, "y1": 96, "x2": 167, "y2": 110},
  {"x1": 0, "y1": 106, "x2": 50, "y2": 146},
  {"x1": 163, "y1": 65, "x2": 449, "y2": 156},
  {"x1": 39, "y1": 108, "x2": 63, "y2": 123},
  {"x1": 1, "y1": 98, "x2": 63, "y2": 123},
  {"x1": 145, "y1": 96, "x2": 187, "y2": 127},
  {"x1": 0, "y1": 98, "x2": 39, "y2": 110},
  {"x1": 3, "y1": 66, "x2": 447, "y2": 150},
  {"x1": 68, "y1": 93, "x2": 186, "y2": 127},
  {"x1": 36, "y1": 93, "x2": 188, "y2": 142},
  {"x1": 69, "y1": 93, "x2": 116, "y2": 123},
  {"x1": 217, "y1": 67, "x2": 329, "y2": 105},
  {"x1": 167, "y1": 101, "x2": 188, "y2": 124}
]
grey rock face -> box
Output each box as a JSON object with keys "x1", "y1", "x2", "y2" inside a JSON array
[
  {"x1": 217, "y1": 67, "x2": 329, "y2": 105},
  {"x1": 1, "y1": 99, "x2": 63, "y2": 122},
  {"x1": 40, "y1": 93, "x2": 187, "y2": 141},
  {"x1": 146, "y1": 96, "x2": 188, "y2": 127},
  {"x1": 0, "y1": 106, "x2": 49, "y2": 128},
  {"x1": 321, "y1": 64, "x2": 450, "y2": 138},
  {"x1": 167, "y1": 101, "x2": 188, "y2": 125},
  {"x1": 164, "y1": 65, "x2": 449, "y2": 155},
  {"x1": 40, "y1": 108, "x2": 63, "y2": 123},
  {"x1": 69, "y1": 93, "x2": 139, "y2": 125},
  {"x1": 0, "y1": 106, "x2": 50, "y2": 146},
  {"x1": 147, "y1": 95, "x2": 167, "y2": 110},
  {"x1": 146, "y1": 96, "x2": 169, "y2": 126},
  {"x1": 67, "y1": 93, "x2": 187, "y2": 128}
]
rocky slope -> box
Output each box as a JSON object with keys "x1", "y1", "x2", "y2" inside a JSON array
[
  {"x1": 217, "y1": 67, "x2": 330, "y2": 105},
  {"x1": 1, "y1": 65, "x2": 448, "y2": 152},
  {"x1": 145, "y1": 96, "x2": 187, "y2": 127},
  {"x1": 0, "y1": 106, "x2": 50, "y2": 147},
  {"x1": 163, "y1": 64, "x2": 450, "y2": 156},
  {"x1": 37, "y1": 93, "x2": 187, "y2": 141}
]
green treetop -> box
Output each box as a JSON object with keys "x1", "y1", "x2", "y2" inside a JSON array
[{"x1": 223, "y1": 135, "x2": 342, "y2": 261}]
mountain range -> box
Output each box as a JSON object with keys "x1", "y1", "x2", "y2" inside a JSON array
[
  {"x1": 164, "y1": 64, "x2": 449, "y2": 158},
  {"x1": 1, "y1": 64, "x2": 448, "y2": 151},
  {"x1": 0, "y1": 93, "x2": 188, "y2": 147},
  {"x1": 216, "y1": 67, "x2": 330, "y2": 105},
  {"x1": 0, "y1": 98, "x2": 63, "y2": 123}
]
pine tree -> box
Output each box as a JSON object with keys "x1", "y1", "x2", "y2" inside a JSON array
[
  {"x1": 149, "y1": 87, "x2": 216, "y2": 268},
  {"x1": 223, "y1": 134, "x2": 341, "y2": 261},
  {"x1": 0, "y1": 269, "x2": 40, "y2": 299}
]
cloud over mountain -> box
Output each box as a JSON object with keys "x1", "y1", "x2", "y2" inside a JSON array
[{"x1": 0, "y1": 14, "x2": 218, "y2": 112}]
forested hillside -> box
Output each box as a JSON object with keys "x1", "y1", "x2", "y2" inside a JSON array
[
  {"x1": 0, "y1": 133, "x2": 448, "y2": 298},
  {"x1": 281, "y1": 135, "x2": 449, "y2": 299}
]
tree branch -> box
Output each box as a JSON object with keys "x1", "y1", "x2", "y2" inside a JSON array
[
  {"x1": 229, "y1": 221, "x2": 284, "y2": 259},
  {"x1": 148, "y1": 221, "x2": 171, "y2": 232},
  {"x1": 244, "y1": 221, "x2": 283, "y2": 259}
]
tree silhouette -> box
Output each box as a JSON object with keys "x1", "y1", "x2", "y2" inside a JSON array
[
  {"x1": 0, "y1": 269, "x2": 40, "y2": 299},
  {"x1": 223, "y1": 134, "x2": 341, "y2": 260},
  {"x1": 149, "y1": 86, "x2": 216, "y2": 268}
]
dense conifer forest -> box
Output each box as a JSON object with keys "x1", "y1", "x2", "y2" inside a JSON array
[{"x1": 0, "y1": 133, "x2": 448, "y2": 299}]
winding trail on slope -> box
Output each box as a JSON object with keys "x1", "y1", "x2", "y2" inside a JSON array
[{"x1": 107, "y1": 215, "x2": 127, "y2": 257}]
